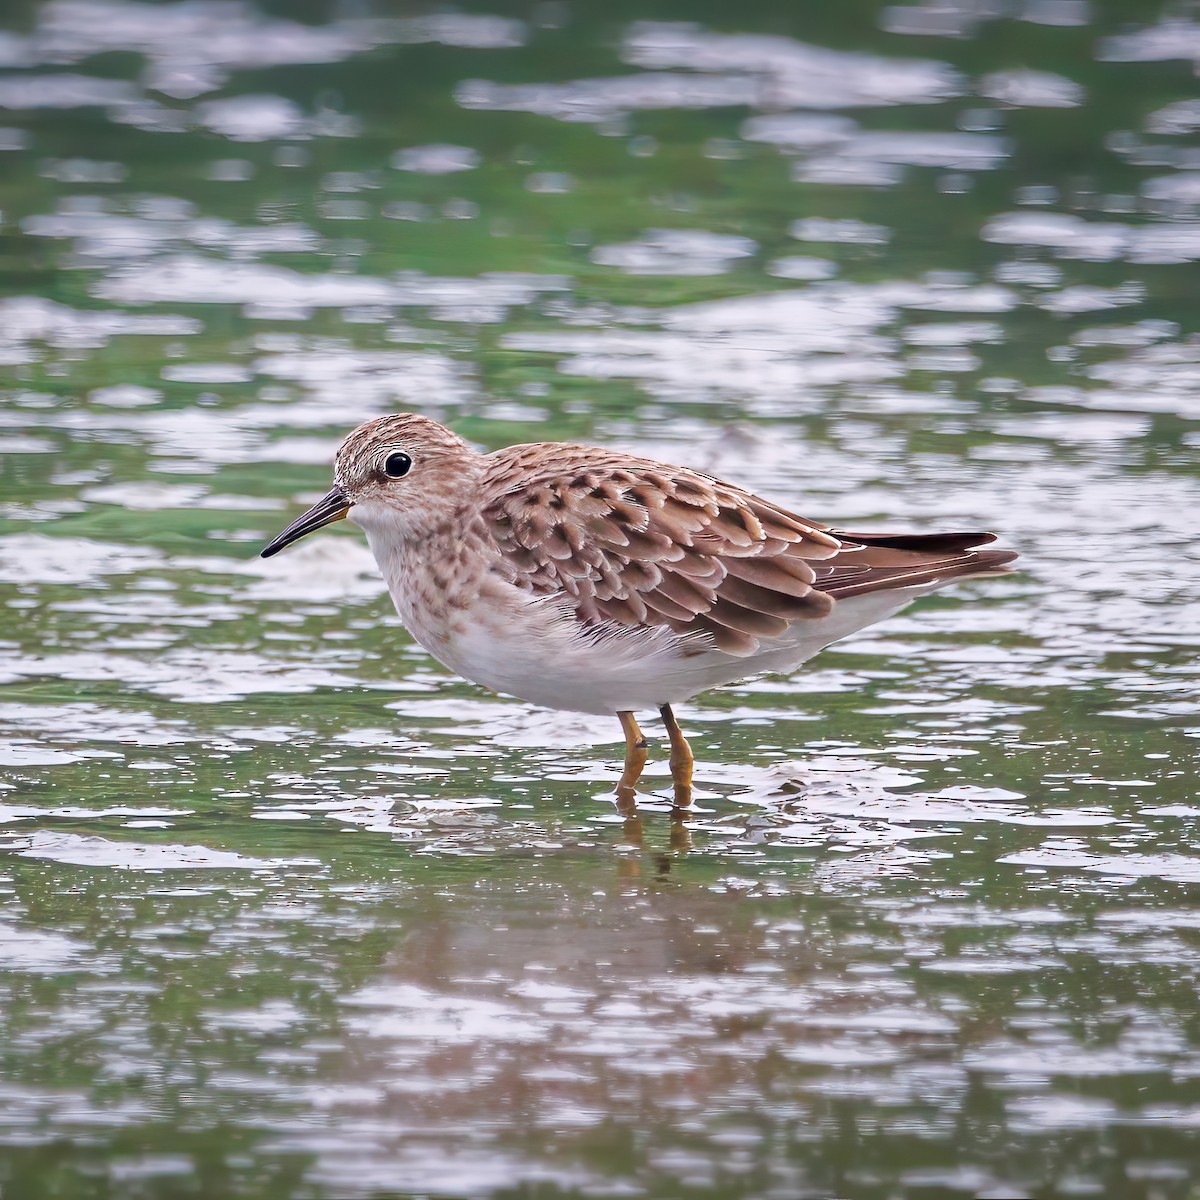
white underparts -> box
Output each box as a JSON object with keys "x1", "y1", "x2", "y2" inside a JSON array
[
  {"x1": 393, "y1": 560, "x2": 926, "y2": 715},
  {"x1": 355, "y1": 499, "x2": 954, "y2": 716}
]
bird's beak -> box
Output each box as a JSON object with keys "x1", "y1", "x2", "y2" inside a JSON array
[{"x1": 260, "y1": 485, "x2": 352, "y2": 558}]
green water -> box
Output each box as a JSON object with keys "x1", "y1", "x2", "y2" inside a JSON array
[{"x1": 1, "y1": 1, "x2": 1199, "y2": 1196}]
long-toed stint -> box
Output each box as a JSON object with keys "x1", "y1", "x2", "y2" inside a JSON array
[{"x1": 262, "y1": 413, "x2": 1016, "y2": 809}]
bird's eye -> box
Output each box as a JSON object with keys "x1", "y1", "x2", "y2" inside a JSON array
[{"x1": 383, "y1": 451, "x2": 412, "y2": 479}]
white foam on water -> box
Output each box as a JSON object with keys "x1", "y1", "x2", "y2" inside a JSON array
[
  {"x1": 0, "y1": 920, "x2": 90, "y2": 972},
  {"x1": 1145, "y1": 100, "x2": 1200, "y2": 135},
  {"x1": 1100, "y1": 19, "x2": 1200, "y2": 65},
  {"x1": 183, "y1": 538, "x2": 385, "y2": 603},
  {"x1": 880, "y1": 3, "x2": 985, "y2": 38},
  {"x1": 390, "y1": 143, "x2": 480, "y2": 174},
  {"x1": 503, "y1": 279, "x2": 1017, "y2": 406},
  {"x1": 623, "y1": 21, "x2": 962, "y2": 108},
  {"x1": 1002, "y1": 846, "x2": 1200, "y2": 883},
  {"x1": 965, "y1": 1040, "x2": 1174, "y2": 1077},
  {"x1": 741, "y1": 113, "x2": 859, "y2": 150},
  {"x1": 18, "y1": 1, "x2": 524, "y2": 102},
  {"x1": 985, "y1": 210, "x2": 1200, "y2": 265},
  {"x1": 24, "y1": 200, "x2": 319, "y2": 260},
  {"x1": 1142, "y1": 172, "x2": 1200, "y2": 204},
  {"x1": 0, "y1": 646, "x2": 370, "y2": 703},
  {"x1": 160, "y1": 362, "x2": 253, "y2": 384},
  {"x1": 984, "y1": 212, "x2": 1131, "y2": 260},
  {"x1": 790, "y1": 216, "x2": 891, "y2": 243},
  {"x1": 195, "y1": 94, "x2": 307, "y2": 141},
  {"x1": 979, "y1": 68, "x2": 1084, "y2": 107},
  {"x1": 388, "y1": 13, "x2": 526, "y2": 49},
  {"x1": 342, "y1": 983, "x2": 549, "y2": 1045},
  {"x1": 0, "y1": 73, "x2": 137, "y2": 109},
  {"x1": 1035, "y1": 283, "x2": 1144, "y2": 314},
  {"x1": 251, "y1": 347, "x2": 475, "y2": 410},
  {"x1": 766, "y1": 255, "x2": 837, "y2": 280},
  {"x1": 10, "y1": 831, "x2": 319, "y2": 870},
  {"x1": 590, "y1": 229, "x2": 757, "y2": 275},
  {"x1": 804, "y1": 129, "x2": 1008, "y2": 171},
  {"x1": 456, "y1": 72, "x2": 758, "y2": 124},
  {"x1": 0, "y1": 743, "x2": 122, "y2": 767},
  {"x1": 0, "y1": 703, "x2": 190, "y2": 750},
  {"x1": 0, "y1": 296, "x2": 200, "y2": 363},
  {"x1": 0, "y1": 535, "x2": 163, "y2": 584},
  {"x1": 88, "y1": 384, "x2": 163, "y2": 407},
  {"x1": 203, "y1": 999, "x2": 306, "y2": 1032},
  {"x1": 461, "y1": 24, "x2": 958, "y2": 126},
  {"x1": 93, "y1": 254, "x2": 568, "y2": 317},
  {"x1": 39, "y1": 157, "x2": 127, "y2": 183}
]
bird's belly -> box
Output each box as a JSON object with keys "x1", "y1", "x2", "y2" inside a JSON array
[
  {"x1": 390, "y1": 580, "x2": 696, "y2": 715},
  {"x1": 426, "y1": 598, "x2": 690, "y2": 715},
  {"x1": 389, "y1": 576, "x2": 922, "y2": 716}
]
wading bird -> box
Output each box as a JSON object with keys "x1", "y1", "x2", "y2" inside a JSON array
[{"x1": 262, "y1": 414, "x2": 1016, "y2": 808}]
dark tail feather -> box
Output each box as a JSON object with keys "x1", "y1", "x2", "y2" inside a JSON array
[{"x1": 835, "y1": 530, "x2": 999, "y2": 554}]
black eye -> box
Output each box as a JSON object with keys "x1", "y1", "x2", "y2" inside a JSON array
[{"x1": 383, "y1": 452, "x2": 412, "y2": 479}]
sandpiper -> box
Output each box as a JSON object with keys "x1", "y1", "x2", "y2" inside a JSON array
[{"x1": 262, "y1": 413, "x2": 1016, "y2": 807}]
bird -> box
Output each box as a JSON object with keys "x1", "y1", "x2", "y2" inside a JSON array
[{"x1": 260, "y1": 413, "x2": 1016, "y2": 809}]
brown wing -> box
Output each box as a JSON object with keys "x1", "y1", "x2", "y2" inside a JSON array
[{"x1": 480, "y1": 445, "x2": 1015, "y2": 656}]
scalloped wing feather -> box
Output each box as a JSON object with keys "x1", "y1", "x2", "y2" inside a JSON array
[
  {"x1": 480, "y1": 447, "x2": 842, "y2": 656},
  {"x1": 479, "y1": 445, "x2": 1015, "y2": 660}
]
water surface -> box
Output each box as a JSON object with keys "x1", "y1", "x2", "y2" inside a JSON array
[{"x1": 1, "y1": 1, "x2": 1199, "y2": 1197}]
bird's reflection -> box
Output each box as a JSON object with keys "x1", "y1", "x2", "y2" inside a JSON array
[{"x1": 613, "y1": 788, "x2": 693, "y2": 880}]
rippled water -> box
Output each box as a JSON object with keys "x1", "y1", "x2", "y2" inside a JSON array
[{"x1": 1, "y1": 1, "x2": 1199, "y2": 1196}]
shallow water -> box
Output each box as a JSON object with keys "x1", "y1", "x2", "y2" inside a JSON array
[{"x1": 1, "y1": 1, "x2": 1199, "y2": 1197}]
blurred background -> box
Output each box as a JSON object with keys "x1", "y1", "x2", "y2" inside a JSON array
[{"x1": 1, "y1": 1, "x2": 1200, "y2": 1198}]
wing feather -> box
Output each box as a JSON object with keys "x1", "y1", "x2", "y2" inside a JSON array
[{"x1": 479, "y1": 444, "x2": 1015, "y2": 657}]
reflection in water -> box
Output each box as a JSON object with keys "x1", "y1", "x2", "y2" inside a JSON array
[{"x1": 1, "y1": 0, "x2": 1200, "y2": 1195}]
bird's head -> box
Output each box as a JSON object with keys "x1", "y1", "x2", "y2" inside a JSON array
[{"x1": 260, "y1": 413, "x2": 475, "y2": 558}]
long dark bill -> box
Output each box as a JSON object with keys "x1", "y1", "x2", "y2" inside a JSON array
[{"x1": 260, "y1": 485, "x2": 352, "y2": 558}]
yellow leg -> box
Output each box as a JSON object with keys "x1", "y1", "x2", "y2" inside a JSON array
[
  {"x1": 660, "y1": 704, "x2": 693, "y2": 809},
  {"x1": 616, "y1": 711, "x2": 648, "y2": 807}
]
